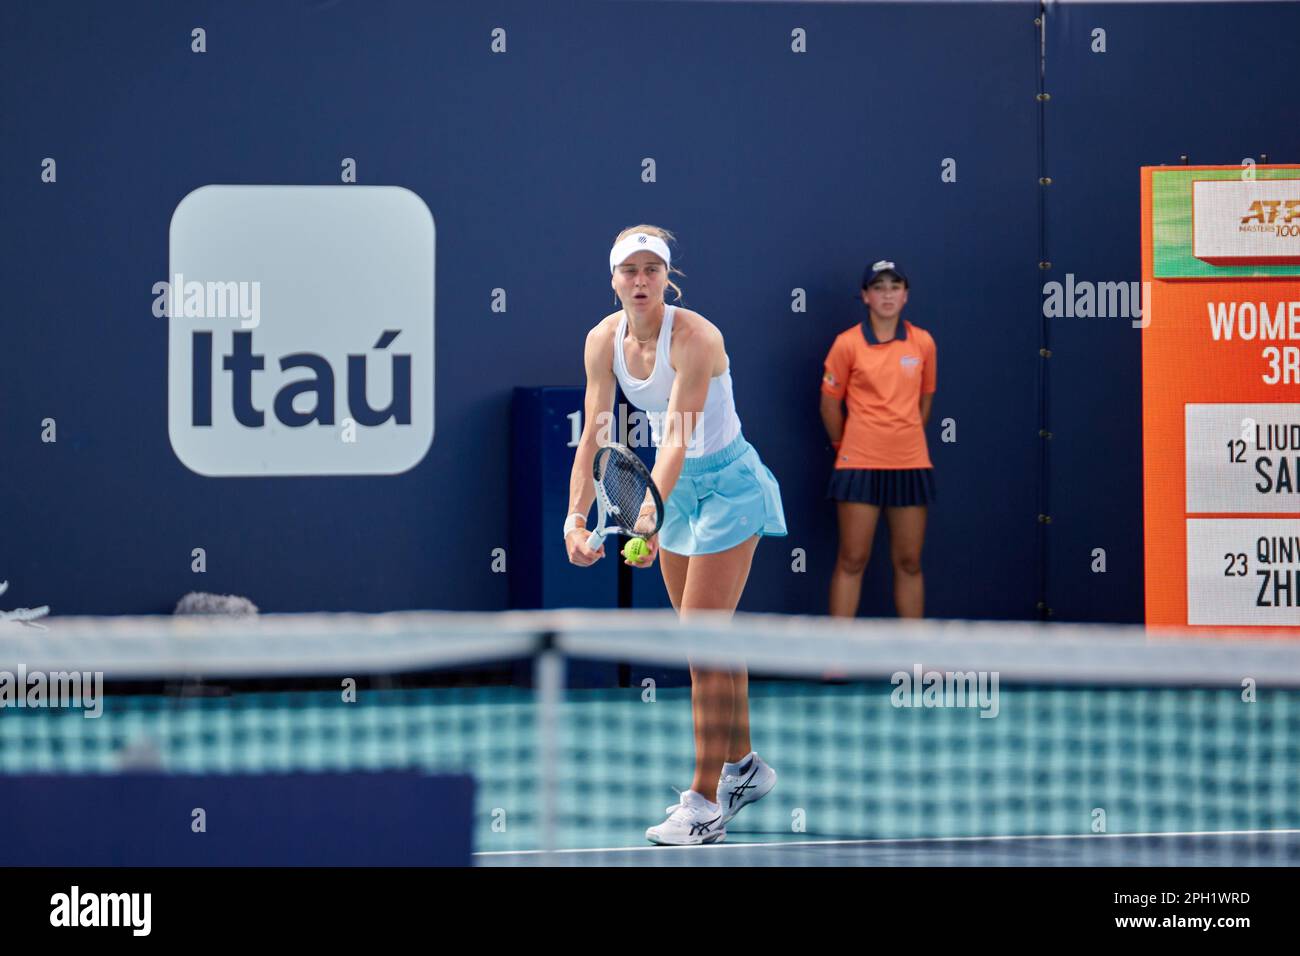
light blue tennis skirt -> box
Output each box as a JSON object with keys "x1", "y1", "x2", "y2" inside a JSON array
[{"x1": 658, "y1": 432, "x2": 788, "y2": 556}]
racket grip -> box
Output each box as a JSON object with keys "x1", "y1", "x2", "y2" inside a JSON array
[{"x1": 585, "y1": 530, "x2": 606, "y2": 551}]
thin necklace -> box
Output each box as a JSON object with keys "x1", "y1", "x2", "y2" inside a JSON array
[{"x1": 626, "y1": 310, "x2": 660, "y2": 344}]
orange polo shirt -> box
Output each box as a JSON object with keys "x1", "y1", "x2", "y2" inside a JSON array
[{"x1": 821, "y1": 319, "x2": 936, "y2": 469}]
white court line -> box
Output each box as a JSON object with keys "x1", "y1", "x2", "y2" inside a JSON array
[{"x1": 475, "y1": 827, "x2": 1300, "y2": 857}]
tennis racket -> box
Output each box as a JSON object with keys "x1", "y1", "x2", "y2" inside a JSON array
[{"x1": 586, "y1": 443, "x2": 665, "y2": 551}]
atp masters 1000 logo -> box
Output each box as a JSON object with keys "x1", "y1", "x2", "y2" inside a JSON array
[{"x1": 1240, "y1": 199, "x2": 1300, "y2": 237}]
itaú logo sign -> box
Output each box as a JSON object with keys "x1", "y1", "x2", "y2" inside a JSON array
[
  {"x1": 1193, "y1": 178, "x2": 1300, "y2": 266},
  {"x1": 165, "y1": 186, "x2": 435, "y2": 476}
]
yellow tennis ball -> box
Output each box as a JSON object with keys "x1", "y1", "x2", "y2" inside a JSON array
[{"x1": 623, "y1": 537, "x2": 650, "y2": 561}]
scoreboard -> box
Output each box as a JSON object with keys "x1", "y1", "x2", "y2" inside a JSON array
[{"x1": 1142, "y1": 165, "x2": 1300, "y2": 630}]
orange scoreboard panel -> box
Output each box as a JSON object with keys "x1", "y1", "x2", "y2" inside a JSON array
[{"x1": 1142, "y1": 165, "x2": 1300, "y2": 631}]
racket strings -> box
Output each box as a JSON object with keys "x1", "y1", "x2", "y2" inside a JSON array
[{"x1": 599, "y1": 455, "x2": 653, "y2": 532}]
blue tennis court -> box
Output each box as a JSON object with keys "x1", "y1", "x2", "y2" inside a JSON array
[{"x1": 478, "y1": 831, "x2": 1300, "y2": 867}]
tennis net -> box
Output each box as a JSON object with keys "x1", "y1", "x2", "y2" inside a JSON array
[{"x1": 1, "y1": 611, "x2": 1297, "y2": 865}]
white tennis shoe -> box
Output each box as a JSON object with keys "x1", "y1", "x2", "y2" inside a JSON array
[
  {"x1": 645, "y1": 790, "x2": 727, "y2": 846},
  {"x1": 717, "y1": 753, "x2": 777, "y2": 826}
]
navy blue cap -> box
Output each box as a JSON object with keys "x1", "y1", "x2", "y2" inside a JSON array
[{"x1": 862, "y1": 259, "x2": 908, "y2": 289}]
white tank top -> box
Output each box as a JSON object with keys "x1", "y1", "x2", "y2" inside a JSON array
[{"x1": 611, "y1": 305, "x2": 742, "y2": 457}]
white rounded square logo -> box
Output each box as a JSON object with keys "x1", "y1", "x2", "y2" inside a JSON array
[{"x1": 166, "y1": 185, "x2": 435, "y2": 476}]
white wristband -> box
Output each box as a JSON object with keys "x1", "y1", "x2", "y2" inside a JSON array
[{"x1": 563, "y1": 513, "x2": 586, "y2": 538}]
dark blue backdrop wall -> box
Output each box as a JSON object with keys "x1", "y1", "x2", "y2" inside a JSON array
[{"x1": 2, "y1": 1, "x2": 1296, "y2": 620}]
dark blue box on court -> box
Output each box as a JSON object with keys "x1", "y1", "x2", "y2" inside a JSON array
[
  {"x1": 510, "y1": 387, "x2": 619, "y2": 612},
  {"x1": 0, "y1": 773, "x2": 473, "y2": 866}
]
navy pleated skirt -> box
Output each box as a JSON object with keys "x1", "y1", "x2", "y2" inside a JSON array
[{"x1": 826, "y1": 468, "x2": 936, "y2": 507}]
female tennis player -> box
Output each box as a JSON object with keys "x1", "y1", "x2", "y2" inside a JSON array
[
  {"x1": 821, "y1": 260, "x2": 936, "y2": 618},
  {"x1": 564, "y1": 225, "x2": 787, "y2": 846}
]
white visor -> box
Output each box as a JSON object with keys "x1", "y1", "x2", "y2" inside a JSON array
[{"x1": 609, "y1": 233, "x2": 671, "y2": 274}]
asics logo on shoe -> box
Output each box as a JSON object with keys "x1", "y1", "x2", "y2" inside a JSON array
[
  {"x1": 727, "y1": 768, "x2": 759, "y2": 808},
  {"x1": 689, "y1": 815, "x2": 721, "y2": 836}
]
